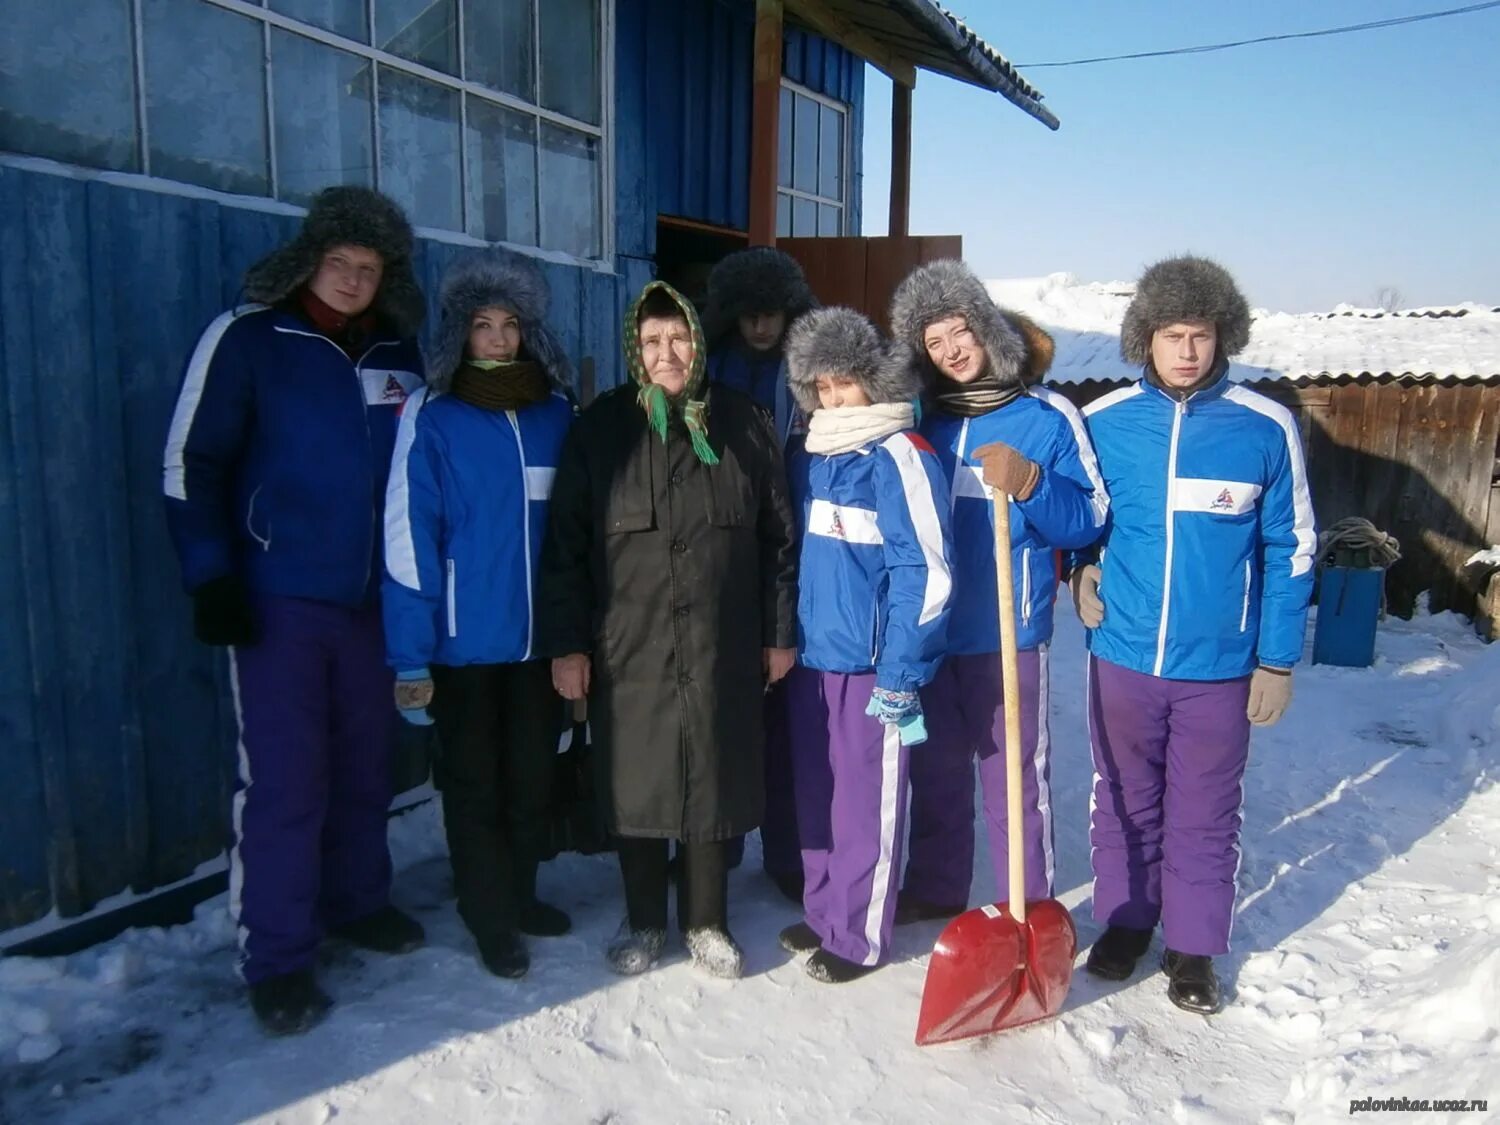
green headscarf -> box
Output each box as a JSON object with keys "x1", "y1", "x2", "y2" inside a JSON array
[{"x1": 623, "y1": 281, "x2": 718, "y2": 466}]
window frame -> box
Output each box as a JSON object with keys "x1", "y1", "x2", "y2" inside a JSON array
[
  {"x1": 108, "y1": 0, "x2": 616, "y2": 265},
  {"x1": 776, "y1": 77, "x2": 849, "y2": 239}
]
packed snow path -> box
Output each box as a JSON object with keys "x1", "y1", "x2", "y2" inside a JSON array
[{"x1": 3, "y1": 607, "x2": 1497, "y2": 1124}]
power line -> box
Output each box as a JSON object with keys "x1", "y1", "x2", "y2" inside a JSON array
[{"x1": 1012, "y1": 1, "x2": 1500, "y2": 69}]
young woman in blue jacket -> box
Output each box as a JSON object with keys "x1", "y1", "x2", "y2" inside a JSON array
[
  {"x1": 777, "y1": 308, "x2": 954, "y2": 983},
  {"x1": 888, "y1": 261, "x2": 1108, "y2": 924},
  {"x1": 383, "y1": 249, "x2": 576, "y2": 980}
]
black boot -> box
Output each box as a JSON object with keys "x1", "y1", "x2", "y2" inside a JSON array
[
  {"x1": 517, "y1": 899, "x2": 572, "y2": 937},
  {"x1": 892, "y1": 893, "x2": 966, "y2": 926},
  {"x1": 330, "y1": 905, "x2": 426, "y2": 954},
  {"x1": 249, "y1": 970, "x2": 331, "y2": 1037},
  {"x1": 778, "y1": 921, "x2": 820, "y2": 954},
  {"x1": 769, "y1": 871, "x2": 805, "y2": 906},
  {"x1": 806, "y1": 948, "x2": 877, "y2": 984},
  {"x1": 1162, "y1": 950, "x2": 1221, "y2": 1014},
  {"x1": 1085, "y1": 925, "x2": 1154, "y2": 981},
  {"x1": 479, "y1": 931, "x2": 530, "y2": 980}
]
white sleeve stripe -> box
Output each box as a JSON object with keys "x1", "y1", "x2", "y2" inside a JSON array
[
  {"x1": 384, "y1": 388, "x2": 429, "y2": 590},
  {"x1": 880, "y1": 435, "x2": 952, "y2": 626},
  {"x1": 162, "y1": 309, "x2": 244, "y2": 501},
  {"x1": 1033, "y1": 386, "x2": 1109, "y2": 527},
  {"x1": 1224, "y1": 386, "x2": 1317, "y2": 578},
  {"x1": 1081, "y1": 381, "x2": 1144, "y2": 418}
]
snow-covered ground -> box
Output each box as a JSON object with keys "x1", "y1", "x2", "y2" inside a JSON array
[
  {"x1": 985, "y1": 273, "x2": 1500, "y2": 385},
  {"x1": 2, "y1": 605, "x2": 1497, "y2": 1124}
]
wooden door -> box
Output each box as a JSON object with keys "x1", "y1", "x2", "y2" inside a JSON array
[{"x1": 777, "y1": 235, "x2": 962, "y2": 334}]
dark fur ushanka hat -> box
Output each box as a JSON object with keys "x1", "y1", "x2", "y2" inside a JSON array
[
  {"x1": 1120, "y1": 255, "x2": 1252, "y2": 366},
  {"x1": 243, "y1": 186, "x2": 424, "y2": 338},
  {"x1": 888, "y1": 260, "x2": 1030, "y2": 387},
  {"x1": 700, "y1": 247, "x2": 818, "y2": 350},
  {"x1": 784, "y1": 307, "x2": 920, "y2": 413},
  {"x1": 426, "y1": 248, "x2": 572, "y2": 393}
]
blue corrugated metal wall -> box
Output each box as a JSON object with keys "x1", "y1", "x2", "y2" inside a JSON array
[{"x1": 0, "y1": 0, "x2": 868, "y2": 937}]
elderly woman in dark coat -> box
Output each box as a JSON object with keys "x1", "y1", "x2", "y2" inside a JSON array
[{"x1": 537, "y1": 281, "x2": 798, "y2": 980}]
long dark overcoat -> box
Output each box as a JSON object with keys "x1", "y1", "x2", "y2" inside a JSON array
[{"x1": 537, "y1": 382, "x2": 797, "y2": 840}]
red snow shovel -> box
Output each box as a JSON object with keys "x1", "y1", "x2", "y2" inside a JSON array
[{"x1": 915, "y1": 492, "x2": 1077, "y2": 1046}]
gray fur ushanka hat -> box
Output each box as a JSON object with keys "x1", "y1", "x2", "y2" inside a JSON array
[
  {"x1": 1121, "y1": 255, "x2": 1252, "y2": 366},
  {"x1": 426, "y1": 248, "x2": 572, "y2": 394},
  {"x1": 784, "y1": 307, "x2": 920, "y2": 413},
  {"x1": 243, "y1": 185, "x2": 424, "y2": 337},
  {"x1": 888, "y1": 259, "x2": 1029, "y2": 387},
  {"x1": 701, "y1": 247, "x2": 818, "y2": 349}
]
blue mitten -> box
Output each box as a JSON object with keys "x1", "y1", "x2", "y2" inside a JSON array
[
  {"x1": 395, "y1": 668, "x2": 434, "y2": 726},
  {"x1": 865, "y1": 688, "x2": 928, "y2": 747}
]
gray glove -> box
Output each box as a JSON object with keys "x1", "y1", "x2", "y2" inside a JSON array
[
  {"x1": 1069, "y1": 564, "x2": 1104, "y2": 628},
  {"x1": 1247, "y1": 666, "x2": 1293, "y2": 726}
]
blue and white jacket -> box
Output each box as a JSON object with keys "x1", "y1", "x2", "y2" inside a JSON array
[
  {"x1": 163, "y1": 305, "x2": 423, "y2": 606},
  {"x1": 788, "y1": 429, "x2": 954, "y2": 692},
  {"x1": 922, "y1": 388, "x2": 1109, "y2": 655},
  {"x1": 1081, "y1": 376, "x2": 1317, "y2": 681},
  {"x1": 383, "y1": 388, "x2": 574, "y2": 673},
  {"x1": 707, "y1": 346, "x2": 798, "y2": 446}
]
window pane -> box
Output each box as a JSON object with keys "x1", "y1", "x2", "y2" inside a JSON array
[
  {"x1": 375, "y1": 0, "x2": 457, "y2": 75},
  {"x1": 818, "y1": 104, "x2": 843, "y2": 202},
  {"x1": 270, "y1": 0, "x2": 366, "y2": 43},
  {"x1": 0, "y1": 0, "x2": 137, "y2": 171},
  {"x1": 463, "y1": 0, "x2": 532, "y2": 100},
  {"x1": 539, "y1": 0, "x2": 600, "y2": 124},
  {"x1": 539, "y1": 123, "x2": 599, "y2": 258},
  {"x1": 377, "y1": 66, "x2": 461, "y2": 230},
  {"x1": 817, "y1": 203, "x2": 840, "y2": 237},
  {"x1": 792, "y1": 196, "x2": 816, "y2": 239},
  {"x1": 466, "y1": 97, "x2": 537, "y2": 245},
  {"x1": 272, "y1": 31, "x2": 373, "y2": 204},
  {"x1": 777, "y1": 87, "x2": 792, "y2": 189},
  {"x1": 776, "y1": 193, "x2": 791, "y2": 239},
  {"x1": 792, "y1": 93, "x2": 818, "y2": 195},
  {"x1": 144, "y1": 0, "x2": 268, "y2": 195}
]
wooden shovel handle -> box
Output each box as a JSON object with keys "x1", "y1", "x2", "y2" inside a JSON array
[{"x1": 992, "y1": 493, "x2": 1026, "y2": 923}]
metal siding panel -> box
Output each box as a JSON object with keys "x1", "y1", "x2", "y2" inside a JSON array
[
  {"x1": 0, "y1": 167, "x2": 54, "y2": 929},
  {"x1": 728, "y1": 10, "x2": 753, "y2": 230},
  {"x1": 614, "y1": 0, "x2": 652, "y2": 259},
  {"x1": 583, "y1": 268, "x2": 625, "y2": 394},
  {"x1": 705, "y1": 1, "x2": 731, "y2": 226},
  {"x1": 646, "y1": 0, "x2": 682, "y2": 219}
]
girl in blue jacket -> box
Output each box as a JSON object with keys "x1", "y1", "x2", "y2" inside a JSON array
[
  {"x1": 383, "y1": 249, "x2": 576, "y2": 980},
  {"x1": 888, "y1": 261, "x2": 1108, "y2": 922},
  {"x1": 777, "y1": 308, "x2": 954, "y2": 983}
]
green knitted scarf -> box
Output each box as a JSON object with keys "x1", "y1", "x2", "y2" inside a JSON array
[{"x1": 623, "y1": 281, "x2": 718, "y2": 466}]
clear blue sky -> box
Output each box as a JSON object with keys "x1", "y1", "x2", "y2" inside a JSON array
[{"x1": 860, "y1": 1, "x2": 1500, "y2": 312}]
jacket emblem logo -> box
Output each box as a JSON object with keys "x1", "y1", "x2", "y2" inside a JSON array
[
  {"x1": 1211, "y1": 488, "x2": 1236, "y2": 511},
  {"x1": 828, "y1": 508, "x2": 846, "y2": 539},
  {"x1": 382, "y1": 374, "x2": 409, "y2": 403}
]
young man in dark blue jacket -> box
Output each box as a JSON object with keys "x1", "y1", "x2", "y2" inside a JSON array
[{"x1": 163, "y1": 187, "x2": 427, "y2": 1036}]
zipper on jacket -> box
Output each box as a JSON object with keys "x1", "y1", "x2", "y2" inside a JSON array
[
  {"x1": 1240, "y1": 558, "x2": 1252, "y2": 633},
  {"x1": 1153, "y1": 400, "x2": 1186, "y2": 676},
  {"x1": 1021, "y1": 546, "x2": 1033, "y2": 626},
  {"x1": 446, "y1": 558, "x2": 457, "y2": 638},
  {"x1": 245, "y1": 485, "x2": 271, "y2": 551},
  {"x1": 505, "y1": 410, "x2": 535, "y2": 660},
  {"x1": 952, "y1": 417, "x2": 971, "y2": 514},
  {"x1": 869, "y1": 603, "x2": 882, "y2": 665}
]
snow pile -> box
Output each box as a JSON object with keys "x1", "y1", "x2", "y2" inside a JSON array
[
  {"x1": 984, "y1": 273, "x2": 1500, "y2": 386},
  {"x1": 2, "y1": 609, "x2": 1497, "y2": 1124}
]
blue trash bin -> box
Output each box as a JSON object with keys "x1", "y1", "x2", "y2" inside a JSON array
[{"x1": 1312, "y1": 566, "x2": 1384, "y2": 668}]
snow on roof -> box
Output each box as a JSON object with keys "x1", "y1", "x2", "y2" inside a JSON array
[{"x1": 985, "y1": 274, "x2": 1500, "y2": 387}]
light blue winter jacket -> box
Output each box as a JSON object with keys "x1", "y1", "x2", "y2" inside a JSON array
[
  {"x1": 383, "y1": 388, "x2": 574, "y2": 672},
  {"x1": 788, "y1": 429, "x2": 954, "y2": 692},
  {"x1": 921, "y1": 388, "x2": 1109, "y2": 655},
  {"x1": 1081, "y1": 375, "x2": 1317, "y2": 681}
]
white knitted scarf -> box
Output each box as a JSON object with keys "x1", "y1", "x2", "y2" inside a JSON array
[{"x1": 804, "y1": 402, "x2": 915, "y2": 456}]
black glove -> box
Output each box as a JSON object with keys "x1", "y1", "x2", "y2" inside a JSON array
[{"x1": 193, "y1": 575, "x2": 257, "y2": 647}]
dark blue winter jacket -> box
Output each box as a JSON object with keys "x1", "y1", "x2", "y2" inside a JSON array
[
  {"x1": 383, "y1": 388, "x2": 574, "y2": 672},
  {"x1": 163, "y1": 304, "x2": 424, "y2": 606},
  {"x1": 708, "y1": 345, "x2": 797, "y2": 445},
  {"x1": 921, "y1": 387, "x2": 1108, "y2": 655}
]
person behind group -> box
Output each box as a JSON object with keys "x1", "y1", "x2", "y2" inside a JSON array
[
  {"x1": 886, "y1": 260, "x2": 1108, "y2": 924},
  {"x1": 1072, "y1": 255, "x2": 1315, "y2": 1013},
  {"x1": 775, "y1": 307, "x2": 954, "y2": 983},
  {"x1": 700, "y1": 246, "x2": 818, "y2": 899},
  {"x1": 162, "y1": 187, "x2": 427, "y2": 1036},
  {"x1": 383, "y1": 248, "x2": 577, "y2": 980},
  {"x1": 537, "y1": 282, "x2": 798, "y2": 980}
]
